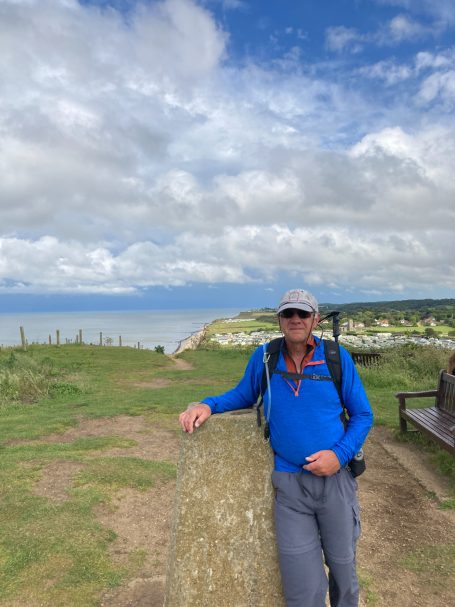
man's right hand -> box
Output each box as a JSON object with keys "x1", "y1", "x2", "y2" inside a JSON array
[{"x1": 179, "y1": 403, "x2": 212, "y2": 434}]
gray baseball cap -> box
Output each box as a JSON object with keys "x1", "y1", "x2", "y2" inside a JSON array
[{"x1": 277, "y1": 289, "x2": 319, "y2": 314}]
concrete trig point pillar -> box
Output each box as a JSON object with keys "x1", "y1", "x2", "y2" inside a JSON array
[{"x1": 164, "y1": 410, "x2": 285, "y2": 607}]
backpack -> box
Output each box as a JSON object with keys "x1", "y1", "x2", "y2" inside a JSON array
[{"x1": 255, "y1": 337, "x2": 366, "y2": 477}]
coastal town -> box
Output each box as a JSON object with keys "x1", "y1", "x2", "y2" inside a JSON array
[{"x1": 207, "y1": 317, "x2": 455, "y2": 351}]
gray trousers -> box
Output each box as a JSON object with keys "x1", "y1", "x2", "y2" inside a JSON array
[{"x1": 272, "y1": 468, "x2": 361, "y2": 607}]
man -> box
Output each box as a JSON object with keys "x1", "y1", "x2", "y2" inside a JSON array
[{"x1": 179, "y1": 289, "x2": 374, "y2": 607}]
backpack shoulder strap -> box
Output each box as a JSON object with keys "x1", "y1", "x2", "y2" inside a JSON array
[
  {"x1": 323, "y1": 340, "x2": 366, "y2": 474},
  {"x1": 323, "y1": 339, "x2": 343, "y2": 405},
  {"x1": 256, "y1": 337, "x2": 283, "y2": 429},
  {"x1": 260, "y1": 337, "x2": 283, "y2": 397}
]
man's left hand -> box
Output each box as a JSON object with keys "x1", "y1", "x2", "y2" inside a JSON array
[{"x1": 303, "y1": 450, "x2": 341, "y2": 476}]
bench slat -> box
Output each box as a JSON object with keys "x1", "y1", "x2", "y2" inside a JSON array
[
  {"x1": 401, "y1": 408, "x2": 455, "y2": 455},
  {"x1": 403, "y1": 407, "x2": 455, "y2": 443}
]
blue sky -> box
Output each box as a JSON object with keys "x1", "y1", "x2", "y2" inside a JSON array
[{"x1": 0, "y1": 0, "x2": 454, "y2": 312}]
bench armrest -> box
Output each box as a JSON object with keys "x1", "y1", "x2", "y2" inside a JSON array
[{"x1": 395, "y1": 389, "x2": 437, "y2": 400}]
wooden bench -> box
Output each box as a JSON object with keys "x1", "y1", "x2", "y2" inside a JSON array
[{"x1": 396, "y1": 370, "x2": 455, "y2": 456}]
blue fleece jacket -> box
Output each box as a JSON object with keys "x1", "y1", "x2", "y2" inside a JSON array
[{"x1": 202, "y1": 337, "x2": 374, "y2": 473}]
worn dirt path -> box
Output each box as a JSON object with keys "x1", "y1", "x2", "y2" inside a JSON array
[
  {"x1": 32, "y1": 418, "x2": 454, "y2": 607},
  {"x1": 357, "y1": 427, "x2": 454, "y2": 606}
]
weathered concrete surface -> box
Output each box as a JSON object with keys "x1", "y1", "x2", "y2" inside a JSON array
[{"x1": 164, "y1": 410, "x2": 285, "y2": 607}]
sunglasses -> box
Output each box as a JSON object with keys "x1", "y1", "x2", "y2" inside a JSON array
[{"x1": 279, "y1": 308, "x2": 313, "y2": 319}]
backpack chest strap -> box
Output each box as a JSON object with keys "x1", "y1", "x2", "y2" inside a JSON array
[{"x1": 273, "y1": 369, "x2": 334, "y2": 383}]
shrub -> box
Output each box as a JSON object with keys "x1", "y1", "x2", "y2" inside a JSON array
[
  {"x1": 0, "y1": 367, "x2": 50, "y2": 404},
  {"x1": 424, "y1": 328, "x2": 438, "y2": 338},
  {"x1": 361, "y1": 345, "x2": 448, "y2": 391},
  {"x1": 0, "y1": 349, "x2": 80, "y2": 405}
]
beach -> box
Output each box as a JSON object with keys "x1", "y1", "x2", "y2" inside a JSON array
[{"x1": 172, "y1": 326, "x2": 208, "y2": 354}]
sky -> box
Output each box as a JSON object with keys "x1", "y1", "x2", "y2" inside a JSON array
[{"x1": 0, "y1": 0, "x2": 454, "y2": 312}]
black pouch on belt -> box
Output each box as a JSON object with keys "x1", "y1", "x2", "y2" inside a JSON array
[{"x1": 347, "y1": 449, "x2": 366, "y2": 478}]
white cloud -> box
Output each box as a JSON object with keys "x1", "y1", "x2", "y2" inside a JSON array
[
  {"x1": 326, "y1": 14, "x2": 437, "y2": 55},
  {"x1": 3, "y1": 121, "x2": 455, "y2": 295},
  {"x1": 374, "y1": 0, "x2": 455, "y2": 27},
  {"x1": 358, "y1": 60, "x2": 413, "y2": 85},
  {"x1": 1, "y1": 222, "x2": 453, "y2": 295},
  {"x1": 0, "y1": 0, "x2": 454, "y2": 299},
  {"x1": 384, "y1": 14, "x2": 431, "y2": 43},
  {"x1": 418, "y1": 70, "x2": 455, "y2": 104},
  {"x1": 325, "y1": 26, "x2": 364, "y2": 53},
  {"x1": 357, "y1": 49, "x2": 455, "y2": 106},
  {"x1": 415, "y1": 49, "x2": 455, "y2": 71},
  {"x1": 349, "y1": 125, "x2": 455, "y2": 190},
  {"x1": 0, "y1": 235, "x2": 249, "y2": 293}
]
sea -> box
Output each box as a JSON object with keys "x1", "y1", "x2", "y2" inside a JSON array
[{"x1": 0, "y1": 308, "x2": 242, "y2": 354}]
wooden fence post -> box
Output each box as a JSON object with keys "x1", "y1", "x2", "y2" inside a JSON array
[
  {"x1": 79, "y1": 329, "x2": 83, "y2": 344},
  {"x1": 56, "y1": 330, "x2": 60, "y2": 346},
  {"x1": 99, "y1": 332, "x2": 103, "y2": 346},
  {"x1": 19, "y1": 326, "x2": 26, "y2": 350}
]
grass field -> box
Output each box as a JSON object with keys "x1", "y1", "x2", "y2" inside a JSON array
[
  {"x1": 0, "y1": 343, "x2": 256, "y2": 605},
  {"x1": 204, "y1": 314, "x2": 278, "y2": 337},
  {"x1": 363, "y1": 324, "x2": 454, "y2": 335},
  {"x1": 0, "y1": 340, "x2": 454, "y2": 605}
]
